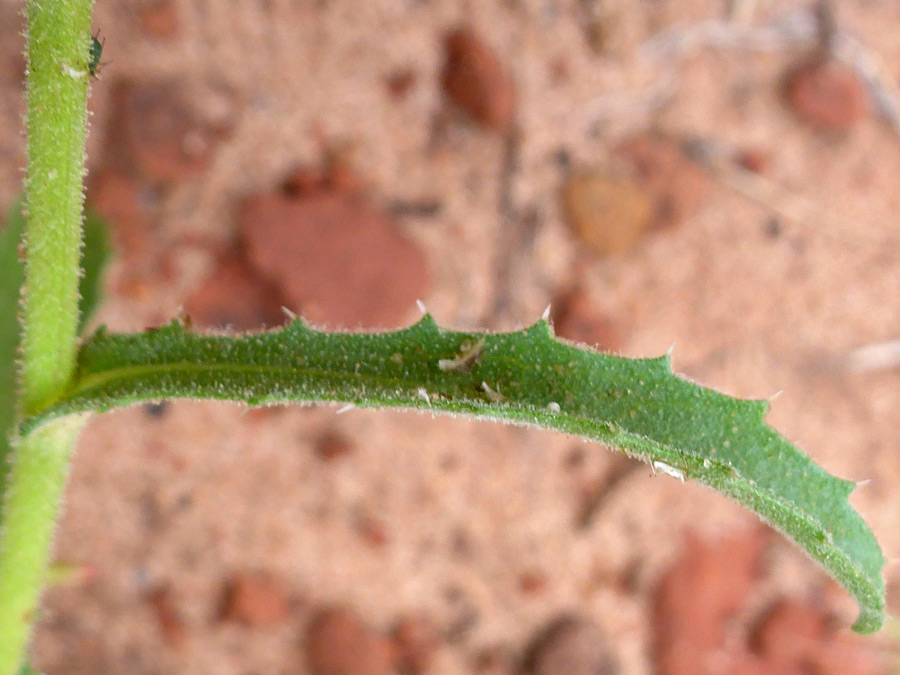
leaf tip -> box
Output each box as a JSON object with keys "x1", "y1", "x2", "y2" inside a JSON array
[{"x1": 850, "y1": 604, "x2": 884, "y2": 634}]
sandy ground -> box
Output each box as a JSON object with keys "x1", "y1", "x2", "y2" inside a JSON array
[{"x1": 1, "y1": 0, "x2": 899, "y2": 673}]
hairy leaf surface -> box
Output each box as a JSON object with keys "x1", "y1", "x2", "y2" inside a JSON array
[{"x1": 23, "y1": 316, "x2": 885, "y2": 632}]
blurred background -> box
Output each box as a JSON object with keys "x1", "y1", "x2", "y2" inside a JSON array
[{"x1": 1, "y1": 0, "x2": 899, "y2": 672}]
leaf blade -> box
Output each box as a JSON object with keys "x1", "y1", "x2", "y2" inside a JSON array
[{"x1": 23, "y1": 315, "x2": 885, "y2": 632}]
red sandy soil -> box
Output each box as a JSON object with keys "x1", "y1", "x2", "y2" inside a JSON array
[{"x1": 1, "y1": 1, "x2": 898, "y2": 673}]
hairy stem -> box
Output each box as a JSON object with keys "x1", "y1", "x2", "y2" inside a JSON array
[
  {"x1": 0, "y1": 1, "x2": 94, "y2": 673},
  {"x1": 19, "y1": 0, "x2": 92, "y2": 414},
  {"x1": 0, "y1": 417, "x2": 87, "y2": 674}
]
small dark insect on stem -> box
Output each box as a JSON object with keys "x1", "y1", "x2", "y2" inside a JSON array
[{"x1": 88, "y1": 31, "x2": 105, "y2": 78}]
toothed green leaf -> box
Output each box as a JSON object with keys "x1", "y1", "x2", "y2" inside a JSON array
[{"x1": 22, "y1": 316, "x2": 884, "y2": 632}]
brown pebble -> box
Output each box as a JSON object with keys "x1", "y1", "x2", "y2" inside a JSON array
[
  {"x1": 239, "y1": 190, "x2": 429, "y2": 330},
  {"x1": 734, "y1": 148, "x2": 770, "y2": 174},
  {"x1": 392, "y1": 615, "x2": 441, "y2": 675},
  {"x1": 184, "y1": 248, "x2": 288, "y2": 331},
  {"x1": 550, "y1": 288, "x2": 623, "y2": 352},
  {"x1": 314, "y1": 430, "x2": 354, "y2": 461},
  {"x1": 385, "y1": 69, "x2": 418, "y2": 100},
  {"x1": 471, "y1": 649, "x2": 516, "y2": 675},
  {"x1": 441, "y1": 27, "x2": 515, "y2": 132},
  {"x1": 561, "y1": 171, "x2": 655, "y2": 256},
  {"x1": 282, "y1": 166, "x2": 327, "y2": 196},
  {"x1": 139, "y1": 0, "x2": 179, "y2": 39},
  {"x1": 749, "y1": 600, "x2": 884, "y2": 675},
  {"x1": 613, "y1": 134, "x2": 711, "y2": 232},
  {"x1": 219, "y1": 572, "x2": 291, "y2": 626},
  {"x1": 784, "y1": 57, "x2": 867, "y2": 132},
  {"x1": 518, "y1": 571, "x2": 548, "y2": 596},
  {"x1": 306, "y1": 607, "x2": 395, "y2": 675},
  {"x1": 108, "y1": 80, "x2": 226, "y2": 183},
  {"x1": 147, "y1": 586, "x2": 186, "y2": 648},
  {"x1": 354, "y1": 511, "x2": 390, "y2": 549},
  {"x1": 652, "y1": 529, "x2": 767, "y2": 675},
  {"x1": 525, "y1": 616, "x2": 619, "y2": 675}
]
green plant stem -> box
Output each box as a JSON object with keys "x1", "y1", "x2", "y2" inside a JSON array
[
  {"x1": 0, "y1": 416, "x2": 86, "y2": 674},
  {"x1": 0, "y1": 2, "x2": 93, "y2": 673},
  {"x1": 20, "y1": 0, "x2": 92, "y2": 415}
]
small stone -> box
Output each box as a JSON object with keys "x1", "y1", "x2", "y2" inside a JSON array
[
  {"x1": 239, "y1": 189, "x2": 430, "y2": 330},
  {"x1": 108, "y1": 80, "x2": 226, "y2": 183},
  {"x1": 613, "y1": 134, "x2": 711, "y2": 232},
  {"x1": 184, "y1": 249, "x2": 288, "y2": 331},
  {"x1": 139, "y1": 0, "x2": 178, "y2": 39},
  {"x1": 472, "y1": 650, "x2": 516, "y2": 675},
  {"x1": 784, "y1": 58, "x2": 867, "y2": 132},
  {"x1": 305, "y1": 607, "x2": 395, "y2": 675},
  {"x1": 219, "y1": 572, "x2": 291, "y2": 626},
  {"x1": 561, "y1": 171, "x2": 655, "y2": 256},
  {"x1": 314, "y1": 430, "x2": 354, "y2": 461},
  {"x1": 354, "y1": 511, "x2": 390, "y2": 549},
  {"x1": 550, "y1": 289, "x2": 623, "y2": 352},
  {"x1": 525, "y1": 616, "x2": 619, "y2": 675},
  {"x1": 385, "y1": 69, "x2": 417, "y2": 100},
  {"x1": 147, "y1": 586, "x2": 186, "y2": 648},
  {"x1": 518, "y1": 571, "x2": 548, "y2": 596},
  {"x1": 734, "y1": 148, "x2": 770, "y2": 174},
  {"x1": 143, "y1": 401, "x2": 170, "y2": 419},
  {"x1": 392, "y1": 615, "x2": 441, "y2": 675},
  {"x1": 652, "y1": 529, "x2": 768, "y2": 675},
  {"x1": 441, "y1": 28, "x2": 515, "y2": 132},
  {"x1": 750, "y1": 600, "x2": 884, "y2": 675}
]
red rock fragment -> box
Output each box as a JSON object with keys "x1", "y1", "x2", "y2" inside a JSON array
[
  {"x1": 139, "y1": 0, "x2": 179, "y2": 39},
  {"x1": 613, "y1": 134, "x2": 711, "y2": 232},
  {"x1": 550, "y1": 288, "x2": 623, "y2": 351},
  {"x1": 749, "y1": 600, "x2": 884, "y2": 675},
  {"x1": 305, "y1": 607, "x2": 395, "y2": 675},
  {"x1": 239, "y1": 190, "x2": 429, "y2": 330},
  {"x1": 354, "y1": 511, "x2": 390, "y2": 549},
  {"x1": 108, "y1": 80, "x2": 225, "y2": 183},
  {"x1": 518, "y1": 570, "x2": 548, "y2": 596},
  {"x1": 392, "y1": 615, "x2": 441, "y2": 675},
  {"x1": 784, "y1": 58, "x2": 867, "y2": 132},
  {"x1": 472, "y1": 650, "x2": 516, "y2": 675},
  {"x1": 184, "y1": 248, "x2": 288, "y2": 330},
  {"x1": 385, "y1": 69, "x2": 417, "y2": 100},
  {"x1": 219, "y1": 572, "x2": 291, "y2": 626},
  {"x1": 525, "y1": 616, "x2": 619, "y2": 675},
  {"x1": 147, "y1": 586, "x2": 186, "y2": 648},
  {"x1": 652, "y1": 529, "x2": 767, "y2": 675},
  {"x1": 314, "y1": 430, "x2": 354, "y2": 461},
  {"x1": 441, "y1": 28, "x2": 515, "y2": 132},
  {"x1": 734, "y1": 148, "x2": 770, "y2": 174}
]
